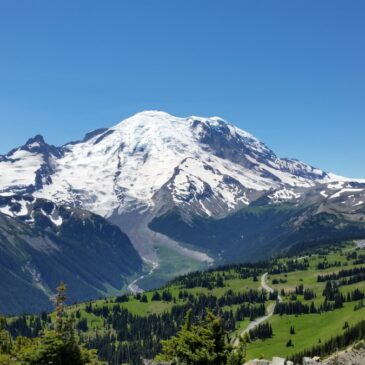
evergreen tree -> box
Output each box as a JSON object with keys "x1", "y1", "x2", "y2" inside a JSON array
[
  {"x1": 16, "y1": 282, "x2": 104, "y2": 365},
  {"x1": 0, "y1": 317, "x2": 12, "y2": 356},
  {"x1": 227, "y1": 334, "x2": 248, "y2": 365},
  {"x1": 286, "y1": 339, "x2": 293, "y2": 347},
  {"x1": 156, "y1": 309, "x2": 245, "y2": 365},
  {"x1": 55, "y1": 281, "x2": 67, "y2": 335}
]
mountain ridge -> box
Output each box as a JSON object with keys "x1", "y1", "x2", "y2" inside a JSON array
[{"x1": 0, "y1": 194, "x2": 143, "y2": 314}]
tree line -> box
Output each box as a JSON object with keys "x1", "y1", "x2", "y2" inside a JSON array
[{"x1": 317, "y1": 266, "x2": 365, "y2": 282}]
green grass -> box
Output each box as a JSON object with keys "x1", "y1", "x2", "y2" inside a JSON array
[
  {"x1": 245, "y1": 243, "x2": 365, "y2": 360},
  {"x1": 246, "y1": 303, "x2": 365, "y2": 360},
  {"x1": 269, "y1": 245, "x2": 365, "y2": 305}
]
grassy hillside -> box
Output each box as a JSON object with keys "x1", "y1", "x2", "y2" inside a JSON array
[
  {"x1": 246, "y1": 245, "x2": 365, "y2": 360},
  {"x1": 5, "y1": 241, "x2": 365, "y2": 364}
]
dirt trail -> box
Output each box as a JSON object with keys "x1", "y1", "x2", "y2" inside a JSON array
[{"x1": 233, "y1": 272, "x2": 281, "y2": 346}]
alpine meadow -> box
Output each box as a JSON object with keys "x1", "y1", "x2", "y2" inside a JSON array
[{"x1": 1, "y1": 1, "x2": 365, "y2": 364}]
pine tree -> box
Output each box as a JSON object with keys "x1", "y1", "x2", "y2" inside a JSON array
[
  {"x1": 286, "y1": 339, "x2": 293, "y2": 347},
  {"x1": 156, "y1": 309, "x2": 245, "y2": 365},
  {"x1": 16, "y1": 282, "x2": 104, "y2": 365},
  {"x1": 55, "y1": 281, "x2": 67, "y2": 335},
  {"x1": 0, "y1": 317, "x2": 12, "y2": 355},
  {"x1": 227, "y1": 334, "x2": 248, "y2": 365}
]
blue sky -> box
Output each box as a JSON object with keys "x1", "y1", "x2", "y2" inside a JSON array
[{"x1": 1, "y1": 1, "x2": 364, "y2": 177}]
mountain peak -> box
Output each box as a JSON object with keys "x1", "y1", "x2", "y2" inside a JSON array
[
  {"x1": 25, "y1": 134, "x2": 46, "y2": 147},
  {"x1": 21, "y1": 134, "x2": 63, "y2": 159},
  {"x1": 117, "y1": 110, "x2": 175, "y2": 124},
  {"x1": 121, "y1": 110, "x2": 229, "y2": 124},
  {"x1": 113, "y1": 111, "x2": 258, "y2": 146},
  {"x1": 132, "y1": 110, "x2": 173, "y2": 118}
]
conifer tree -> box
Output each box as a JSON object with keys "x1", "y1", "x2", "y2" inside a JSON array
[
  {"x1": 16, "y1": 282, "x2": 104, "y2": 365},
  {"x1": 0, "y1": 317, "x2": 12, "y2": 355},
  {"x1": 55, "y1": 281, "x2": 67, "y2": 335},
  {"x1": 156, "y1": 309, "x2": 245, "y2": 365}
]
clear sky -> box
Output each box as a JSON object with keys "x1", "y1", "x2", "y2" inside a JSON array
[{"x1": 1, "y1": 1, "x2": 364, "y2": 178}]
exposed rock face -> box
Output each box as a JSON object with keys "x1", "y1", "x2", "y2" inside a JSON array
[
  {"x1": 322, "y1": 342, "x2": 365, "y2": 365},
  {"x1": 244, "y1": 357, "x2": 286, "y2": 365}
]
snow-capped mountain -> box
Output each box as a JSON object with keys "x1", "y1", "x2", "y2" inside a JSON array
[
  {"x1": 0, "y1": 111, "x2": 332, "y2": 215},
  {"x1": 1, "y1": 110, "x2": 364, "y2": 267}
]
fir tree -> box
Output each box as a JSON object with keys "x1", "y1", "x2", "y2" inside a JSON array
[
  {"x1": 286, "y1": 339, "x2": 293, "y2": 347},
  {"x1": 16, "y1": 282, "x2": 104, "y2": 365},
  {"x1": 156, "y1": 309, "x2": 245, "y2": 365}
]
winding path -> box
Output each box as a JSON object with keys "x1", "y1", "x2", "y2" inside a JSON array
[{"x1": 233, "y1": 272, "x2": 281, "y2": 346}]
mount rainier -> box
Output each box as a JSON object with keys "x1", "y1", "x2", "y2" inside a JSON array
[
  {"x1": 1, "y1": 110, "x2": 365, "y2": 299},
  {"x1": 0, "y1": 110, "x2": 336, "y2": 214}
]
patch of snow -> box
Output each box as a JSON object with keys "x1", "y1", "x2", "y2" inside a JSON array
[
  {"x1": 199, "y1": 201, "x2": 212, "y2": 216},
  {"x1": 0, "y1": 205, "x2": 14, "y2": 216},
  {"x1": 327, "y1": 172, "x2": 365, "y2": 183},
  {"x1": 0, "y1": 150, "x2": 43, "y2": 190},
  {"x1": 0, "y1": 192, "x2": 15, "y2": 197},
  {"x1": 40, "y1": 208, "x2": 63, "y2": 226},
  {"x1": 327, "y1": 181, "x2": 345, "y2": 189},
  {"x1": 330, "y1": 188, "x2": 364, "y2": 199},
  {"x1": 49, "y1": 215, "x2": 63, "y2": 226},
  {"x1": 26, "y1": 142, "x2": 41, "y2": 149},
  {"x1": 0, "y1": 198, "x2": 29, "y2": 217},
  {"x1": 269, "y1": 188, "x2": 301, "y2": 203}
]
